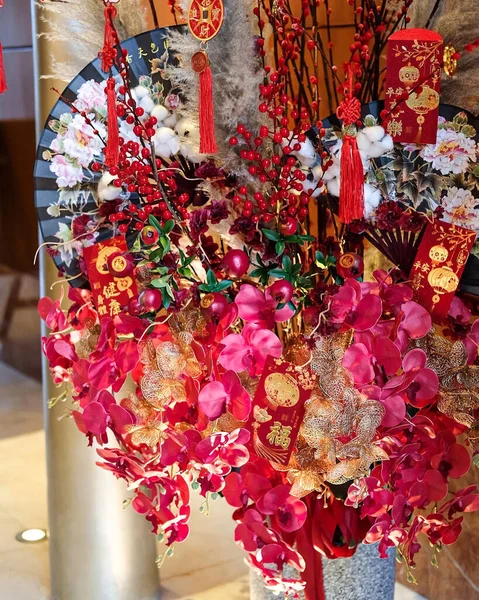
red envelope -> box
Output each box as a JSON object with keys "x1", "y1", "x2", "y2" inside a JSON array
[
  {"x1": 83, "y1": 236, "x2": 138, "y2": 319},
  {"x1": 383, "y1": 28, "x2": 443, "y2": 144},
  {"x1": 246, "y1": 355, "x2": 315, "y2": 466},
  {"x1": 410, "y1": 220, "x2": 476, "y2": 320}
]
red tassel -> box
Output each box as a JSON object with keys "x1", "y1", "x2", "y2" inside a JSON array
[
  {"x1": 100, "y1": 3, "x2": 119, "y2": 73},
  {"x1": 339, "y1": 133, "x2": 364, "y2": 224},
  {"x1": 0, "y1": 43, "x2": 7, "y2": 94},
  {"x1": 336, "y1": 67, "x2": 363, "y2": 224},
  {"x1": 104, "y1": 78, "x2": 119, "y2": 168},
  {"x1": 198, "y1": 63, "x2": 217, "y2": 155}
]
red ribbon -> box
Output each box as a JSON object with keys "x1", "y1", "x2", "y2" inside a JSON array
[
  {"x1": 198, "y1": 63, "x2": 218, "y2": 155},
  {"x1": 0, "y1": 43, "x2": 7, "y2": 95}
]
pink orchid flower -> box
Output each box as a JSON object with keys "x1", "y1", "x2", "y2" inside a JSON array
[
  {"x1": 195, "y1": 428, "x2": 250, "y2": 468},
  {"x1": 218, "y1": 323, "x2": 282, "y2": 377},
  {"x1": 329, "y1": 279, "x2": 382, "y2": 331},
  {"x1": 396, "y1": 302, "x2": 432, "y2": 352},
  {"x1": 384, "y1": 348, "x2": 439, "y2": 408},
  {"x1": 342, "y1": 334, "x2": 402, "y2": 385},
  {"x1": 256, "y1": 484, "x2": 307, "y2": 533},
  {"x1": 235, "y1": 284, "x2": 294, "y2": 326},
  {"x1": 198, "y1": 371, "x2": 251, "y2": 421}
]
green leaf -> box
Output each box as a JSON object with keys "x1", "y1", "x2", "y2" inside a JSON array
[
  {"x1": 149, "y1": 248, "x2": 164, "y2": 263},
  {"x1": 197, "y1": 284, "x2": 211, "y2": 292},
  {"x1": 206, "y1": 270, "x2": 217, "y2": 287},
  {"x1": 262, "y1": 228, "x2": 281, "y2": 241},
  {"x1": 212, "y1": 280, "x2": 233, "y2": 292},
  {"x1": 268, "y1": 268, "x2": 285, "y2": 279},
  {"x1": 149, "y1": 214, "x2": 163, "y2": 233},
  {"x1": 298, "y1": 234, "x2": 315, "y2": 242},
  {"x1": 275, "y1": 241, "x2": 285, "y2": 256},
  {"x1": 282, "y1": 255, "x2": 292, "y2": 272},
  {"x1": 159, "y1": 236, "x2": 171, "y2": 255},
  {"x1": 178, "y1": 267, "x2": 192, "y2": 279},
  {"x1": 162, "y1": 291, "x2": 171, "y2": 310},
  {"x1": 250, "y1": 268, "x2": 264, "y2": 278},
  {"x1": 131, "y1": 234, "x2": 142, "y2": 253},
  {"x1": 162, "y1": 219, "x2": 175, "y2": 235}
]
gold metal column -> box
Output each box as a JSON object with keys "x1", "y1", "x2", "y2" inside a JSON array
[{"x1": 31, "y1": 4, "x2": 161, "y2": 599}]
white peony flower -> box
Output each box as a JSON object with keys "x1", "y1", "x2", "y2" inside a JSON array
[
  {"x1": 420, "y1": 127, "x2": 477, "y2": 175},
  {"x1": 154, "y1": 126, "x2": 180, "y2": 158},
  {"x1": 441, "y1": 187, "x2": 479, "y2": 232},
  {"x1": 50, "y1": 155, "x2": 84, "y2": 188},
  {"x1": 62, "y1": 114, "x2": 104, "y2": 167},
  {"x1": 75, "y1": 80, "x2": 107, "y2": 115}
]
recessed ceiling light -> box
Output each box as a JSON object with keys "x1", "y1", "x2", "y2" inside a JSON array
[{"x1": 15, "y1": 529, "x2": 48, "y2": 543}]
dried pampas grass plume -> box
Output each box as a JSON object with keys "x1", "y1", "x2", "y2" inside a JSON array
[
  {"x1": 168, "y1": 0, "x2": 264, "y2": 173},
  {"x1": 38, "y1": 0, "x2": 148, "y2": 81}
]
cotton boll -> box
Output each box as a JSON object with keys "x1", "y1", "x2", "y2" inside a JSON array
[
  {"x1": 154, "y1": 127, "x2": 180, "y2": 158},
  {"x1": 132, "y1": 86, "x2": 149, "y2": 99},
  {"x1": 98, "y1": 172, "x2": 121, "y2": 201},
  {"x1": 139, "y1": 95, "x2": 155, "y2": 114},
  {"x1": 292, "y1": 137, "x2": 317, "y2": 168},
  {"x1": 326, "y1": 177, "x2": 340, "y2": 197},
  {"x1": 163, "y1": 113, "x2": 177, "y2": 129},
  {"x1": 175, "y1": 118, "x2": 198, "y2": 139},
  {"x1": 179, "y1": 142, "x2": 204, "y2": 163},
  {"x1": 363, "y1": 125, "x2": 386, "y2": 143},
  {"x1": 151, "y1": 104, "x2": 169, "y2": 124},
  {"x1": 364, "y1": 183, "x2": 381, "y2": 216},
  {"x1": 131, "y1": 86, "x2": 155, "y2": 114}
]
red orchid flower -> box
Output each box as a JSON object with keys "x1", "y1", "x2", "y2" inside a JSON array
[
  {"x1": 218, "y1": 323, "x2": 282, "y2": 377},
  {"x1": 42, "y1": 334, "x2": 77, "y2": 384},
  {"x1": 38, "y1": 294, "x2": 67, "y2": 332},
  {"x1": 256, "y1": 484, "x2": 307, "y2": 533},
  {"x1": 235, "y1": 284, "x2": 294, "y2": 327},
  {"x1": 342, "y1": 333, "x2": 402, "y2": 385},
  {"x1": 223, "y1": 470, "x2": 272, "y2": 508},
  {"x1": 198, "y1": 371, "x2": 251, "y2": 421},
  {"x1": 74, "y1": 390, "x2": 133, "y2": 437}
]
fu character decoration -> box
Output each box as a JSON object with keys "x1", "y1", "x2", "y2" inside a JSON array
[{"x1": 187, "y1": 0, "x2": 224, "y2": 155}]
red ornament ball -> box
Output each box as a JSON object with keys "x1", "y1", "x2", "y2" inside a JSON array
[
  {"x1": 336, "y1": 252, "x2": 364, "y2": 279},
  {"x1": 107, "y1": 252, "x2": 134, "y2": 278},
  {"x1": 268, "y1": 279, "x2": 294, "y2": 304},
  {"x1": 140, "y1": 289, "x2": 163, "y2": 312},
  {"x1": 223, "y1": 249, "x2": 249, "y2": 278}
]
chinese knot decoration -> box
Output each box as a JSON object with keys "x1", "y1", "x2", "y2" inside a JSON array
[{"x1": 187, "y1": 0, "x2": 224, "y2": 154}]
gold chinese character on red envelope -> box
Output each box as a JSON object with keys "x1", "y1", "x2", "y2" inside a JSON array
[
  {"x1": 410, "y1": 220, "x2": 476, "y2": 320},
  {"x1": 247, "y1": 356, "x2": 315, "y2": 466},
  {"x1": 83, "y1": 236, "x2": 138, "y2": 319}
]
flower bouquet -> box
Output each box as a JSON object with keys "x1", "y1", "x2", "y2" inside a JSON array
[{"x1": 36, "y1": 0, "x2": 479, "y2": 598}]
